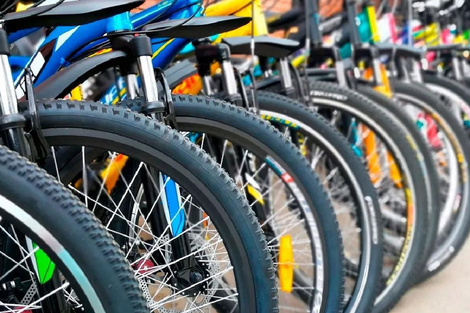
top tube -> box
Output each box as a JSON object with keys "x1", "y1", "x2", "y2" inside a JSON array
[{"x1": 131, "y1": 0, "x2": 202, "y2": 28}]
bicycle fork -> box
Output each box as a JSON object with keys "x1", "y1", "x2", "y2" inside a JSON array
[
  {"x1": 0, "y1": 26, "x2": 29, "y2": 157},
  {"x1": 110, "y1": 33, "x2": 207, "y2": 292}
]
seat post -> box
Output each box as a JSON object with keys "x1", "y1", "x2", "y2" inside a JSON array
[
  {"x1": 278, "y1": 57, "x2": 295, "y2": 97},
  {"x1": 218, "y1": 44, "x2": 239, "y2": 97}
]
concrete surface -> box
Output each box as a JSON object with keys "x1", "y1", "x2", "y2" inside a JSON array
[{"x1": 392, "y1": 238, "x2": 470, "y2": 312}]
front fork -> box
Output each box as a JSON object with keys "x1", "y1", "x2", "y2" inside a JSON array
[
  {"x1": 110, "y1": 34, "x2": 204, "y2": 287},
  {"x1": 194, "y1": 41, "x2": 271, "y2": 227},
  {"x1": 398, "y1": 57, "x2": 447, "y2": 149},
  {"x1": 0, "y1": 28, "x2": 30, "y2": 158},
  {"x1": 359, "y1": 53, "x2": 403, "y2": 186}
]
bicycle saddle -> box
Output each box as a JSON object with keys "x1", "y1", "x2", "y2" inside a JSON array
[
  {"x1": 375, "y1": 43, "x2": 424, "y2": 60},
  {"x1": 456, "y1": 45, "x2": 470, "y2": 52},
  {"x1": 4, "y1": 0, "x2": 144, "y2": 33},
  {"x1": 427, "y1": 44, "x2": 462, "y2": 52},
  {"x1": 221, "y1": 36, "x2": 300, "y2": 58},
  {"x1": 142, "y1": 16, "x2": 251, "y2": 40},
  {"x1": 266, "y1": 7, "x2": 303, "y2": 32},
  {"x1": 320, "y1": 14, "x2": 345, "y2": 35}
]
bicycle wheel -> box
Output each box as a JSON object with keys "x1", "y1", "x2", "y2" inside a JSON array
[
  {"x1": 118, "y1": 94, "x2": 345, "y2": 313},
  {"x1": 254, "y1": 91, "x2": 383, "y2": 313},
  {"x1": 356, "y1": 85, "x2": 440, "y2": 274},
  {"x1": 422, "y1": 72, "x2": 470, "y2": 136},
  {"x1": 422, "y1": 72, "x2": 470, "y2": 128},
  {"x1": 391, "y1": 80, "x2": 470, "y2": 281},
  {"x1": 33, "y1": 62, "x2": 343, "y2": 312},
  {"x1": 306, "y1": 81, "x2": 429, "y2": 313},
  {"x1": 28, "y1": 99, "x2": 278, "y2": 312},
  {"x1": 0, "y1": 146, "x2": 147, "y2": 313}
]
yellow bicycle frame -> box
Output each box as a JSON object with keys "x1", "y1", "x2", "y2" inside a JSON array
[{"x1": 204, "y1": 0, "x2": 268, "y2": 37}]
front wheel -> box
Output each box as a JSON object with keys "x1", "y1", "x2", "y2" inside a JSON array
[
  {"x1": 254, "y1": 91, "x2": 383, "y2": 313},
  {"x1": 391, "y1": 80, "x2": 470, "y2": 281},
  {"x1": 120, "y1": 94, "x2": 346, "y2": 313},
  {"x1": 305, "y1": 81, "x2": 430, "y2": 313},
  {"x1": 0, "y1": 146, "x2": 148, "y2": 313},
  {"x1": 30, "y1": 99, "x2": 278, "y2": 313}
]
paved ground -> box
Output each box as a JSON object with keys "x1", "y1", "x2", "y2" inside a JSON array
[{"x1": 392, "y1": 238, "x2": 470, "y2": 312}]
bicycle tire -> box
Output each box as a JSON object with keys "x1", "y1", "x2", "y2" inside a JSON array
[
  {"x1": 422, "y1": 72, "x2": 470, "y2": 136},
  {"x1": 255, "y1": 90, "x2": 383, "y2": 313},
  {"x1": 0, "y1": 146, "x2": 148, "y2": 313},
  {"x1": 34, "y1": 62, "x2": 344, "y2": 312},
  {"x1": 26, "y1": 99, "x2": 278, "y2": 313},
  {"x1": 305, "y1": 81, "x2": 429, "y2": 313},
  {"x1": 356, "y1": 85, "x2": 440, "y2": 276},
  {"x1": 118, "y1": 94, "x2": 345, "y2": 313},
  {"x1": 260, "y1": 77, "x2": 431, "y2": 311},
  {"x1": 391, "y1": 80, "x2": 470, "y2": 282},
  {"x1": 461, "y1": 77, "x2": 470, "y2": 89}
]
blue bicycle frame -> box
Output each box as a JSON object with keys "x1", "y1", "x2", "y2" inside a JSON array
[{"x1": 9, "y1": 0, "x2": 202, "y2": 87}]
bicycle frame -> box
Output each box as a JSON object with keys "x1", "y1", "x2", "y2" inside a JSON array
[{"x1": 9, "y1": 0, "x2": 202, "y2": 88}]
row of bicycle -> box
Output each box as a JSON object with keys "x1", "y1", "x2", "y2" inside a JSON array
[{"x1": 1, "y1": 0, "x2": 470, "y2": 312}]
